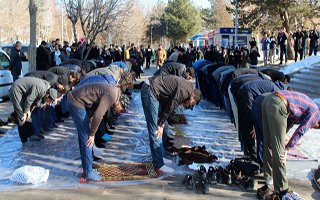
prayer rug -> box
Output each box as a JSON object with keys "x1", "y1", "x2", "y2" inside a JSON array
[
  {"x1": 97, "y1": 162, "x2": 160, "y2": 181},
  {"x1": 168, "y1": 114, "x2": 188, "y2": 125},
  {"x1": 287, "y1": 147, "x2": 311, "y2": 161}
]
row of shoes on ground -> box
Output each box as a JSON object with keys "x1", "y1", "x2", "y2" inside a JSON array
[
  {"x1": 257, "y1": 185, "x2": 303, "y2": 200},
  {"x1": 183, "y1": 164, "x2": 257, "y2": 194}
]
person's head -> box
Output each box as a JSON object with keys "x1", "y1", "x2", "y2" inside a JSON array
[
  {"x1": 45, "y1": 88, "x2": 59, "y2": 103},
  {"x1": 284, "y1": 74, "x2": 291, "y2": 84},
  {"x1": 312, "y1": 116, "x2": 320, "y2": 129},
  {"x1": 56, "y1": 38, "x2": 60, "y2": 45},
  {"x1": 68, "y1": 71, "x2": 80, "y2": 85},
  {"x1": 314, "y1": 25, "x2": 317, "y2": 30},
  {"x1": 113, "y1": 94, "x2": 130, "y2": 113},
  {"x1": 298, "y1": 26, "x2": 302, "y2": 32},
  {"x1": 41, "y1": 41, "x2": 47, "y2": 47},
  {"x1": 15, "y1": 41, "x2": 22, "y2": 51},
  {"x1": 183, "y1": 67, "x2": 194, "y2": 80},
  {"x1": 263, "y1": 33, "x2": 268, "y2": 38},
  {"x1": 66, "y1": 47, "x2": 72, "y2": 55},
  {"x1": 182, "y1": 89, "x2": 201, "y2": 110},
  {"x1": 117, "y1": 71, "x2": 134, "y2": 92},
  {"x1": 54, "y1": 44, "x2": 59, "y2": 51}
]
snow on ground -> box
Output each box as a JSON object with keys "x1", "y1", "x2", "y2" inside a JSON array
[{"x1": 279, "y1": 55, "x2": 320, "y2": 74}]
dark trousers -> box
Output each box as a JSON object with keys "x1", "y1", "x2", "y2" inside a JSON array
[
  {"x1": 11, "y1": 73, "x2": 20, "y2": 82},
  {"x1": 280, "y1": 45, "x2": 287, "y2": 64},
  {"x1": 146, "y1": 57, "x2": 151, "y2": 68},
  {"x1": 294, "y1": 49, "x2": 303, "y2": 62},
  {"x1": 309, "y1": 45, "x2": 318, "y2": 56},
  {"x1": 18, "y1": 121, "x2": 33, "y2": 143},
  {"x1": 237, "y1": 90, "x2": 256, "y2": 161}
]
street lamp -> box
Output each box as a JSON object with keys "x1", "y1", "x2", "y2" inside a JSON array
[
  {"x1": 150, "y1": 25, "x2": 153, "y2": 48},
  {"x1": 235, "y1": 0, "x2": 239, "y2": 48}
]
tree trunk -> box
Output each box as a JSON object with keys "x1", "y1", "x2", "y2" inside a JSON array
[
  {"x1": 29, "y1": 0, "x2": 37, "y2": 71},
  {"x1": 72, "y1": 21, "x2": 78, "y2": 43},
  {"x1": 281, "y1": 9, "x2": 294, "y2": 60}
]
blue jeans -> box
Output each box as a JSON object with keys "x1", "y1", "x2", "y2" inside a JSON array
[
  {"x1": 31, "y1": 108, "x2": 41, "y2": 135},
  {"x1": 141, "y1": 83, "x2": 164, "y2": 169},
  {"x1": 60, "y1": 95, "x2": 69, "y2": 113},
  {"x1": 67, "y1": 101, "x2": 93, "y2": 178}
]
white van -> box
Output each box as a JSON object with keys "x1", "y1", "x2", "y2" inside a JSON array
[
  {"x1": 0, "y1": 48, "x2": 12, "y2": 99},
  {"x1": 2, "y1": 44, "x2": 29, "y2": 76}
]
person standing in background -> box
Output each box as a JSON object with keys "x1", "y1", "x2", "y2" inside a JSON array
[
  {"x1": 309, "y1": 25, "x2": 319, "y2": 56},
  {"x1": 9, "y1": 41, "x2": 23, "y2": 81}
]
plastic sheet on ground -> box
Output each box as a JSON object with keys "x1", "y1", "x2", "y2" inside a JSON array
[{"x1": 0, "y1": 90, "x2": 245, "y2": 191}]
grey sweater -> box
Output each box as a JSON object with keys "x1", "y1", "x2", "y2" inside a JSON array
[{"x1": 9, "y1": 77, "x2": 50, "y2": 119}]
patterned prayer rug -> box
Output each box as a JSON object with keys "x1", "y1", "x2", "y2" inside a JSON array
[
  {"x1": 97, "y1": 162, "x2": 160, "y2": 182},
  {"x1": 287, "y1": 147, "x2": 311, "y2": 161}
]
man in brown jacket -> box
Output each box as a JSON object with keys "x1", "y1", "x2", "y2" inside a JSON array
[
  {"x1": 156, "y1": 45, "x2": 167, "y2": 69},
  {"x1": 67, "y1": 83, "x2": 126, "y2": 182}
]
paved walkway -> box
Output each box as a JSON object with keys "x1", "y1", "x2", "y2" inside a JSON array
[{"x1": 0, "y1": 66, "x2": 319, "y2": 199}]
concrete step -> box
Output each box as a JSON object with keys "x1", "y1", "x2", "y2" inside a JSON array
[
  {"x1": 289, "y1": 83, "x2": 320, "y2": 98},
  {"x1": 290, "y1": 78, "x2": 320, "y2": 88},
  {"x1": 299, "y1": 69, "x2": 320, "y2": 77},
  {"x1": 293, "y1": 74, "x2": 320, "y2": 83}
]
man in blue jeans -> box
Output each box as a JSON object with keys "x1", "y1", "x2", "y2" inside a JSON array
[
  {"x1": 67, "y1": 83, "x2": 125, "y2": 181},
  {"x1": 141, "y1": 75, "x2": 201, "y2": 173}
]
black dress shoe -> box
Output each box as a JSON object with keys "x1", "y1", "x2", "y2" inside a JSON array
[
  {"x1": 183, "y1": 175, "x2": 194, "y2": 190},
  {"x1": 55, "y1": 118, "x2": 64, "y2": 123},
  {"x1": 221, "y1": 169, "x2": 232, "y2": 185},
  {"x1": 207, "y1": 166, "x2": 217, "y2": 185},
  {"x1": 93, "y1": 155, "x2": 103, "y2": 162},
  {"x1": 195, "y1": 178, "x2": 209, "y2": 194}
]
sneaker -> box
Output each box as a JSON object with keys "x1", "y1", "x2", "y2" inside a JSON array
[
  {"x1": 183, "y1": 175, "x2": 194, "y2": 190},
  {"x1": 101, "y1": 133, "x2": 112, "y2": 141},
  {"x1": 195, "y1": 178, "x2": 209, "y2": 194},
  {"x1": 221, "y1": 169, "x2": 232, "y2": 185},
  {"x1": 207, "y1": 166, "x2": 217, "y2": 185},
  {"x1": 85, "y1": 171, "x2": 102, "y2": 181},
  {"x1": 159, "y1": 165, "x2": 174, "y2": 173},
  {"x1": 28, "y1": 134, "x2": 43, "y2": 141},
  {"x1": 93, "y1": 155, "x2": 103, "y2": 162},
  {"x1": 55, "y1": 118, "x2": 64, "y2": 123}
]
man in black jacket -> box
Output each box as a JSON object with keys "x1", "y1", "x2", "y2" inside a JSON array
[
  {"x1": 141, "y1": 75, "x2": 201, "y2": 173},
  {"x1": 293, "y1": 27, "x2": 304, "y2": 62},
  {"x1": 309, "y1": 25, "x2": 319, "y2": 56},
  {"x1": 154, "y1": 62, "x2": 194, "y2": 80},
  {"x1": 145, "y1": 45, "x2": 153, "y2": 69},
  {"x1": 277, "y1": 27, "x2": 288, "y2": 65},
  {"x1": 9, "y1": 41, "x2": 23, "y2": 81},
  {"x1": 36, "y1": 41, "x2": 52, "y2": 70}
]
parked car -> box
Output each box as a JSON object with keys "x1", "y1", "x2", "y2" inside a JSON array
[
  {"x1": 0, "y1": 48, "x2": 12, "y2": 99},
  {"x1": 2, "y1": 43, "x2": 29, "y2": 76}
]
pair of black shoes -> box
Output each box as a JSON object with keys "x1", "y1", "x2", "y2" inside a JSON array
[{"x1": 183, "y1": 165, "x2": 209, "y2": 194}]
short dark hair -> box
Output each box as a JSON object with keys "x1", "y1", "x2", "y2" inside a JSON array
[
  {"x1": 285, "y1": 75, "x2": 291, "y2": 83},
  {"x1": 41, "y1": 41, "x2": 47, "y2": 46},
  {"x1": 15, "y1": 41, "x2": 21, "y2": 47},
  {"x1": 186, "y1": 67, "x2": 194, "y2": 78}
]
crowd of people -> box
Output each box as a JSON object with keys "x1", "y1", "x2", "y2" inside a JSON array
[
  {"x1": 6, "y1": 32, "x2": 320, "y2": 199},
  {"x1": 7, "y1": 38, "x2": 202, "y2": 182},
  {"x1": 193, "y1": 54, "x2": 320, "y2": 198},
  {"x1": 258, "y1": 26, "x2": 319, "y2": 66}
]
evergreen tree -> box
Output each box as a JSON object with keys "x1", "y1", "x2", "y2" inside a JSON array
[{"x1": 163, "y1": 0, "x2": 201, "y2": 43}]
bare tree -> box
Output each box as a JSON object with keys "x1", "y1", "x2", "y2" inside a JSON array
[
  {"x1": 63, "y1": 0, "x2": 80, "y2": 43},
  {"x1": 78, "y1": 0, "x2": 132, "y2": 60},
  {"x1": 29, "y1": 0, "x2": 37, "y2": 71}
]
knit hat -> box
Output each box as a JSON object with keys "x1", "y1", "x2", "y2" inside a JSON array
[
  {"x1": 119, "y1": 94, "x2": 130, "y2": 111},
  {"x1": 48, "y1": 88, "x2": 59, "y2": 100},
  {"x1": 66, "y1": 47, "x2": 72, "y2": 52}
]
